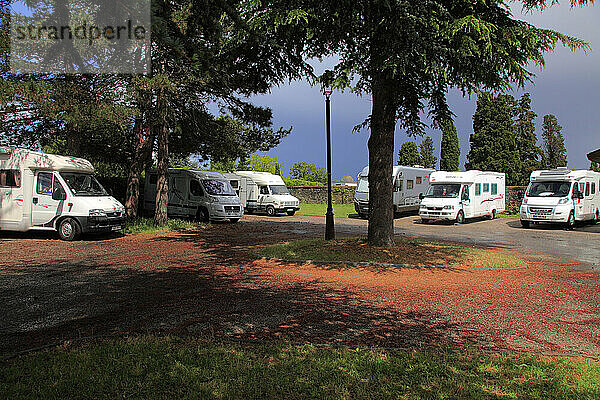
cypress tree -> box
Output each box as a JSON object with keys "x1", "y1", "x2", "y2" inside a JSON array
[
  {"x1": 466, "y1": 92, "x2": 522, "y2": 185},
  {"x1": 419, "y1": 136, "x2": 437, "y2": 169},
  {"x1": 513, "y1": 93, "x2": 543, "y2": 185},
  {"x1": 398, "y1": 142, "x2": 422, "y2": 167},
  {"x1": 440, "y1": 119, "x2": 460, "y2": 171},
  {"x1": 541, "y1": 114, "x2": 568, "y2": 168}
]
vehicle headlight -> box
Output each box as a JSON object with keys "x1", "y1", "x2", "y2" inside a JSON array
[
  {"x1": 89, "y1": 209, "x2": 106, "y2": 217},
  {"x1": 443, "y1": 205, "x2": 454, "y2": 210},
  {"x1": 558, "y1": 197, "x2": 569, "y2": 205},
  {"x1": 522, "y1": 198, "x2": 528, "y2": 205}
]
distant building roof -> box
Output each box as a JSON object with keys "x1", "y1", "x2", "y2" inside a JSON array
[
  {"x1": 340, "y1": 175, "x2": 355, "y2": 183},
  {"x1": 588, "y1": 148, "x2": 600, "y2": 163}
]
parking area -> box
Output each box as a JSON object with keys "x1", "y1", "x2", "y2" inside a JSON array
[{"x1": 1, "y1": 215, "x2": 599, "y2": 357}]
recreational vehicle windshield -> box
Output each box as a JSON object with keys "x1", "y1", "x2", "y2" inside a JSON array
[
  {"x1": 353, "y1": 165, "x2": 434, "y2": 218},
  {"x1": 144, "y1": 169, "x2": 243, "y2": 222},
  {"x1": 520, "y1": 168, "x2": 600, "y2": 228},
  {"x1": 0, "y1": 147, "x2": 125, "y2": 241},
  {"x1": 419, "y1": 170, "x2": 506, "y2": 224}
]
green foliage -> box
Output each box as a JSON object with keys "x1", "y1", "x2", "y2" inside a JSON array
[
  {"x1": 398, "y1": 142, "x2": 422, "y2": 167},
  {"x1": 169, "y1": 156, "x2": 201, "y2": 170},
  {"x1": 246, "y1": 154, "x2": 283, "y2": 176},
  {"x1": 210, "y1": 159, "x2": 237, "y2": 173},
  {"x1": 591, "y1": 162, "x2": 600, "y2": 172},
  {"x1": 122, "y1": 218, "x2": 201, "y2": 235},
  {"x1": 419, "y1": 137, "x2": 437, "y2": 169},
  {"x1": 440, "y1": 119, "x2": 460, "y2": 171},
  {"x1": 466, "y1": 92, "x2": 522, "y2": 186},
  {"x1": 284, "y1": 178, "x2": 323, "y2": 186},
  {"x1": 513, "y1": 93, "x2": 543, "y2": 185},
  {"x1": 289, "y1": 161, "x2": 327, "y2": 184},
  {"x1": 542, "y1": 114, "x2": 568, "y2": 169}
]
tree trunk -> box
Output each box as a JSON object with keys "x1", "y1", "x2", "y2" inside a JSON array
[
  {"x1": 154, "y1": 84, "x2": 169, "y2": 227},
  {"x1": 124, "y1": 117, "x2": 154, "y2": 218},
  {"x1": 367, "y1": 76, "x2": 397, "y2": 246}
]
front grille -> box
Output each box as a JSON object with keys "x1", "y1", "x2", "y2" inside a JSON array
[
  {"x1": 528, "y1": 207, "x2": 552, "y2": 215},
  {"x1": 283, "y1": 201, "x2": 296, "y2": 207},
  {"x1": 427, "y1": 206, "x2": 443, "y2": 211}
]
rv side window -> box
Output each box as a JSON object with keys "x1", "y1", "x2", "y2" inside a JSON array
[
  {"x1": 475, "y1": 183, "x2": 481, "y2": 196},
  {"x1": 190, "y1": 180, "x2": 204, "y2": 197},
  {"x1": 483, "y1": 183, "x2": 489, "y2": 193},
  {"x1": 406, "y1": 180, "x2": 414, "y2": 190},
  {"x1": 37, "y1": 172, "x2": 53, "y2": 195},
  {"x1": 0, "y1": 169, "x2": 21, "y2": 188},
  {"x1": 260, "y1": 186, "x2": 269, "y2": 195},
  {"x1": 585, "y1": 183, "x2": 590, "y2": 197},
  {"x1": 416, "y1": 177, "x2": 422, "y2": 185},
  {"x1": 491, "y1": 183, "x2": 497, "y2": 195},
  {"x1": 592, "y1": 182, "x2": 596, "y2": 195}
]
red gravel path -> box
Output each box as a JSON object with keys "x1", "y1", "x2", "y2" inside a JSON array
[{"x1": 1, "y1": 220, "x2": 599, "y2": 356}]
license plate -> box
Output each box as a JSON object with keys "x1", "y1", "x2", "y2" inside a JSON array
[
  {"x1": 287, "y1": 208, "x2": 295, "y2": 211},
  {"x1": 112, "y1": 225, "x2": 122, "y2": 231}
]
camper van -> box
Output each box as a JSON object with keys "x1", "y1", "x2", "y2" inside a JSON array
[
  {"x1": 224, "y1": 171, "x2": 299, "y2": 216},
  {"x1": 353, "y1": 165, "x2": 435, "y2": 218},
  {"x1": 419, "y1": 170, "x2": 506, "y2": 224},
  {"x1": 520, "y1": 168, "x2": 600, "y2": 228},
  {"x1": 0, "y1": 147, "x2": 125, "y2": 241},
  {"x1": 144, "y1": 169, "x2": 243, "y2": 222}
]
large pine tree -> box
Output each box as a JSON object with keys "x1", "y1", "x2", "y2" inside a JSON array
[
  {"x1": 466, "y1": 92, "x2": 522, "y2": 185},
  {"x1": 440, "y1": 119, "x2": 460, "y2": 171},
  {"x1": 541, "y1": 114, "x2": 568, "y2": 168}
]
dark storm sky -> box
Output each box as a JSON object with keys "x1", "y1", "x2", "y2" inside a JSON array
[{"x1": 253, "y1": 3, "x2": 600, "y2": 180}]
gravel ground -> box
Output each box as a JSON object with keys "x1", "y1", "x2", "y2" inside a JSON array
[{"x1": 1, "y1": 215, "x2": 599, "y2": 357}]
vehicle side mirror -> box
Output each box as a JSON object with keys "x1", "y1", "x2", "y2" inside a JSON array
[
  {"x1": 579, "y1": 192, "x2": 584, "y2": 199},
  {"x1": 419, "y1": 193, "x2": 424, "y2": 200},
  {"x1": 52, "y1": 187, "x2": 67, "y2": 201}
]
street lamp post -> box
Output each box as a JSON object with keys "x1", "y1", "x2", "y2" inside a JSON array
[{"x1": 322, "y1": 71, "x2": 335, "y2": 240}]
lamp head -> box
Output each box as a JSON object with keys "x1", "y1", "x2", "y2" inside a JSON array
[{"x1": 320, "y1": 70, "x2": 334, "y2": 96}]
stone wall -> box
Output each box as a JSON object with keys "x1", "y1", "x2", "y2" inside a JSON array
[
  {"x1": 290, "y1": 185, "x2": 527, "y2": 210},
  {"x1": 288, "y1": 186, "x2": 356, "y2": 204}
]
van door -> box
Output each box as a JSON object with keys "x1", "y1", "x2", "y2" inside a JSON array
[
  {"x1": 258, "y1": 185, "x2": 269, "y2": 208},
  {"x1": 461, "y1": 184, "x2": 472, "y2": 218},
  {"x1": 574, "y1": 182, "x2": 585, "y2": 220},
  {"x1": 31, "y1": 171, "x2": 63, "y2": 227},
  {"x1": 189, "y1": 179, "x2": 205, "y2": 216},
  {"x1": 0, "y1": 169, "x2": 24, "y2": 228},
  {"x1": 167, "y1": 176, "x2": 187, "y2": 216},
  {"x1": 393, "y1": 176, "x2": 403, "y2": 207}
]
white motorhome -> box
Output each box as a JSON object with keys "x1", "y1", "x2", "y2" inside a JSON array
[
  {"x1": 353, "y1": 165, "x2": 435, "y2": 218},
  {"x1": 419, "y1": 170, "x2": 505, "y2": 224},
  {"x1": 520, "y1": 168, "x2": 600, "y2": 228},
  {"x1": 144, "y1": 169, "x2": 243, "y2": 222},
  {"x1": 0, "y1": 147, "x2": 125, "y2": 241},
  {"x1": 224, "y1": 171, "x2": 299, "y2": 216}
]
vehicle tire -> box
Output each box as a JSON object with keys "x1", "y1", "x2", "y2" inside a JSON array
[
  {"x1": 566, "y1": 210, "x2": 575, "y2": 229},
  {"x1": 421, "y1": 218, "x2": 430, "y2": 224},
  {"x1": 489, "y1": 209, "x2": 496, "y2": 220},
  {"x1": 455, "y1": 210, "x2": 465, "y2": 224},
  {"x1": 266, "y1": 205, "x2": 276, "y2": 216},
  {"x1": 58, "y1": 218, "x2": 81, "y2": 241},
  {"x1": 521, "y1": 220, "x2": 530, "y2": 228},
  {"x1": 593, "y1": 211, "x2": 598, "y2": 225},
  {"x1": 286, "y1": 210, "x2": 296, "y2": 216},
  {"x1": 196, "y1": 207, "x2": 209, "y2": 222},
  {"x1": 358, "y1": 213, "x2": 367, "y2": 219},
  {"x1": 230, "y1": 218, "x2": 240, "y2": 223}
]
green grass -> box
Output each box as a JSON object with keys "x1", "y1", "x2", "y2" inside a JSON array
[
  {"x1": 122, "y1": 217, "x2": 203, "y2": 235},
  {"x1": 260, "y1": 238, "x2": 526, "y2": 268},
  {"x1": 298, "y1": 203, "x2": 356, "y2": 218},
  {"x1": 498, "y1": 213, "x2": 519, "y2": 219},
  {"x1": 1, "y1": 337, "x2": 599, "y2": 399}
]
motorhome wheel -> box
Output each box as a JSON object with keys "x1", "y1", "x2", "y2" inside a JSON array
[
  {"x1": 456, "y1": 210, "x2": 465, "y2": 224},
  {"x1": 567, "y1": 211, "x2": 575, "y2": 229},
  {"x1": 286, "y1": 210, "x2": 296, "y2": 216},
  {"x1": 489, "y1": 209, "x2": 496, "y2": 220},
  {"x1": 520, "y1": 220, "x2": 530, "y2": 228},
  {"x1": 421, "y1": 218, "x2": 430, "y2": 224},
  {"x1": 197, "y1": 207, "x2": 209, "y2": 222},
  {"x1": 266, "y1": 205, "x2": 276, "y2": 216},
  {"x1": 58, "y1": 218, "x2": 81, "y2": 241},
  {"x1": 230, "y1": 218, "x2": 240, "y2": 223}
]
